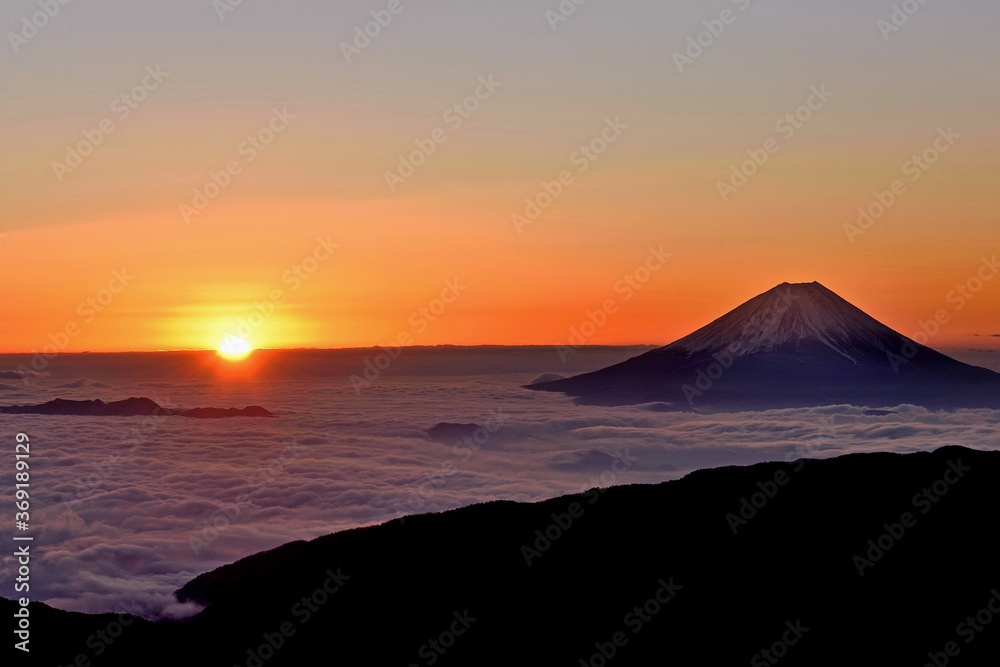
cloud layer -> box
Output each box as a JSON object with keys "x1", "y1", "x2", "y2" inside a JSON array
[{"x1": 0, "y1": 348, "x2": 998, "y2": 619}]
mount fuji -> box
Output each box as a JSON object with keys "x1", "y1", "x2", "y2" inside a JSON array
[{"x1": 529, "y1": 282, "x2": 1000, "y2": 410}]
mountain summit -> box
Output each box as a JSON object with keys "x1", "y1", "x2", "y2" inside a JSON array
[
  {"x1": 529, "y1": 282, "x2": 1000, "y2": 410},
  {"x1": 671, "y1": 282, "x2": 898, "y2": 360}
]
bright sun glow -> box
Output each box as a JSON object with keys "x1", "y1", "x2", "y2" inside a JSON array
[{"x1": 218, "y1": 336, "x2": 252, "y2": 361}]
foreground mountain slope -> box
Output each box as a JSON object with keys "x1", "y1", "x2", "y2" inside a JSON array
[
  {"x1": 7, "y1": 445, "x2": 1000, "y2": 665},
  {"x1": 529, "y1": 282, "x2": 1000, "y2": 409}
]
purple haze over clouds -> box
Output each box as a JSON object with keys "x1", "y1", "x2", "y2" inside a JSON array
[{"x1": 0, "y1": 347, "x2": 998, "y2": 618}]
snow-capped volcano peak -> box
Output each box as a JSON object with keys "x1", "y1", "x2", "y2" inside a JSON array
[
  {"x1": 530, "y1": 280, "x2": 1000, "y2": 410},
  {"x1": 665, "y1": 282, "x2": 897, "y2": 363}
]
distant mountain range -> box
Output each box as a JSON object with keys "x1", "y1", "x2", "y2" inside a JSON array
[
  {"x1": 529, "y1": 282, "x2": 1000, "y2": 410},
  {"x1": 5, "y1": 445, "x2": 999, "y2": 665},
  {"x1": 0, "y1": 397, "x2": 273, "y2": 418}
]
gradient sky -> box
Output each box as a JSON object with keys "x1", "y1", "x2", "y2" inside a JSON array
[{"x1": 1, "y1": 0, "x2": 998, "y2": 352}]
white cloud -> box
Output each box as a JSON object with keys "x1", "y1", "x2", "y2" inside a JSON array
[{"x1": 1, "y1": 357, "x2": 998, "y2": 619}]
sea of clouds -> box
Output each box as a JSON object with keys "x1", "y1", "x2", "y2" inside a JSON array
[{"x1": 0, "y1": 347, "x2": 998, "y2": 620}]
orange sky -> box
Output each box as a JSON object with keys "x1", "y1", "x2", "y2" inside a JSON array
[
  {"x1": 1, "y1": 2, "x2": 998, "y2": 353},
  {"x1": 2, "y1": 191, "x2": 996, "y2": 353}
]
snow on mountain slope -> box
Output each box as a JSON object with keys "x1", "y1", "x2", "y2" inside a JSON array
[{"x1": 665, "y1": 282, "x2": 899, "y2": 364}]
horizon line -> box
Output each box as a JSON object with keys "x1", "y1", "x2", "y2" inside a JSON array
[
  {"x1": 0, "y1": 343, "x2": 666, "y2": 355},
  {"x1": 1, "y1": 343, "x2": 999, "y2": 356}
]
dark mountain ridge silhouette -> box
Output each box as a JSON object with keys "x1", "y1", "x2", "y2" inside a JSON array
[
  {"x1": 0, "y1": 397, "x2": 274, "y2": 417},
  {"x1": 5, "y1": 445, "x2": 999, "y2": 665},
  {"x1": 529, "y1": 281, "x2": 1000, "y2": 409}
]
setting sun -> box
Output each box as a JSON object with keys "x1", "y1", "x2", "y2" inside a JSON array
[{"x1": 218, "y1": 336, "x2": 252, "y2": 361}]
